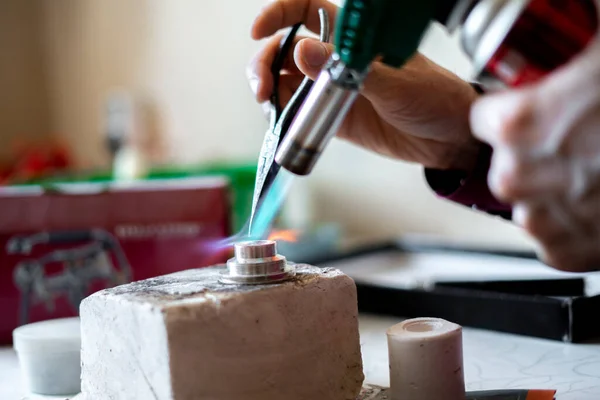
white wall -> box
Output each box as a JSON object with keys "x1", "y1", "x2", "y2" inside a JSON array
[
  {"x1": 0, "y1": 0, "x2": 52, "y2": 162},
  {"x1": 37, "y1": 0, "x2": 534, "y2": 249},
  {"x1": 39, "y1": 0, "x2": 268, "y2": 169}
]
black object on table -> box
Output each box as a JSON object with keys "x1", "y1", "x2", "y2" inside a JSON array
[{"x1": 303, "y1": 240, "x2": 600, "y2": 343}]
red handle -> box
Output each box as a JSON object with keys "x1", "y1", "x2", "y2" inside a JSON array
[{"x1": 485, "y1": 0, "x2": 598, "y2": 87}]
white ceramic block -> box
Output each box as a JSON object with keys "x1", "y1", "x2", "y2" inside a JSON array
[{"x1": 80, "y1": 265, "x2": 364, "y2": 400}]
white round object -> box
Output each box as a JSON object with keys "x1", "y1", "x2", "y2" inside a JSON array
[
  {"x1": 387, "y1": 317, "x2": 465, "y2": 400},
  {"x1": 13, "y1": 317, "x2": 82, "y2": 396}
]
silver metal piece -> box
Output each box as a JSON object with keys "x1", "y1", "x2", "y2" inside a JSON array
[
  {"x1": 249, "y1": 112, "x2": 279, "y2": 233},
  {"x1": 445, "y1": 0, "x2": 480, "y2": 32},
  {"x1": 248, "y1": 8, "x2": 331, "y2": 232},
  {"x1": 461, "y1": 0, "x2": 504, "y2": 57},
  {"x1": 460, "y1": 0, "x2": 528, "y2": 78},
  {"x1": 220, "y1": 240, "x2": 295, "y2": 285},
  {"x1": 318, "y1": 8, "x2": 330, "y2": 43},
  {"x1": 275, "y1": 55, "x2": 364, "y2": 175}
]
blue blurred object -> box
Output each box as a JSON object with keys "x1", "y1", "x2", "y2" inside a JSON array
[
  {"x1": 248, "y1": 169, "x2": 295, "y2": 240},
  {"x1": 277, "y1": 223, "x2": 341, "y2": 263}
]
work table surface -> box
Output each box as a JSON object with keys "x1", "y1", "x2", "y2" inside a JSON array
[{"x1": 1, "y1": 314, "x2": 600, "y2": 400}]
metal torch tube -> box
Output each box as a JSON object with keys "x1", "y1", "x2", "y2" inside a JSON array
[{"x1": 275, "y1": 55, "x2": 363, "y2": 176}]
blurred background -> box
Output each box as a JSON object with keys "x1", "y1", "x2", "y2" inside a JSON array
[{"x1": 0, "y1": 0, "x2": 535, "y2": 249}]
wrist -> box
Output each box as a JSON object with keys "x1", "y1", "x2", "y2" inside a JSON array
[
  {"x1": 426, "y1": 140, "x2": 483, "y2": 197},
  {"x1": 438, "y1": 81, "x2": 485, "y2": 172},
  {"x1": 444, "y1": 139, "x2": 484, "y2": 173},
  {"x1": 424, "y1": 142, "x2": 512, "y2": 219}
]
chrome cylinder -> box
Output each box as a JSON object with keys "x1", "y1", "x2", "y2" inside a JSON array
[
  {"x1": 275, "y1": 55, "x2": 364, "y2": 176},
  {"x1": 220, "y1": 240, "x2": 295, "y2": 285},
  {"x1": 461, "y1": 0, "x2": 528, "y2": 76}
]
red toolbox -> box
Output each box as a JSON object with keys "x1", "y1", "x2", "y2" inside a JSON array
[{"x1": 0, "y1": 177, "x2": 231, "y2": 344}]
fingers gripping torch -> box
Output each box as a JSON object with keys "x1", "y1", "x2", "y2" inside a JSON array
[
  {"x1": 274, "y1": 0, "x2": 598, "y2": 176},
  {"x1": 275, "y1": 0, "x2": 432, "y2": 175},
  {"x1": 249, "y1": 0, "x2": 596, "y2": 235}
]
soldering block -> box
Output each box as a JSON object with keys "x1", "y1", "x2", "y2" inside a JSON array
[{"x1": 80, "y1": 265, "x2": 364, "y2": 400}]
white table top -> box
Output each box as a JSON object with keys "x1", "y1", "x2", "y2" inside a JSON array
[
  {"x1": 2, "y1": 314, "x2": 600, "y2": 400},
  {"x1": 360, "y1": 314, "x2": 600, "y2": 400}
]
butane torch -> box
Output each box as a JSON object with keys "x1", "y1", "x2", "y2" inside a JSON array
[{"x1": 274, "y1": 0, "x2": 598, "y2": 176}]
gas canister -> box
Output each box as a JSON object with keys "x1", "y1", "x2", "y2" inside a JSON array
[{"x1": 445, "y1": 0, "x2": 599, "y2": 87}]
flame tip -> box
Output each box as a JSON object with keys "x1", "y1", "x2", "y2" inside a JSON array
[{"x1": 267, "y1": 229, "x2": 300, "y2": 243}]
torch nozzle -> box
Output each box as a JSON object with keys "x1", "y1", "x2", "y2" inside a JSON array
[{"x1": 275, "y1": 55, "x2": 365, "y2": 176}]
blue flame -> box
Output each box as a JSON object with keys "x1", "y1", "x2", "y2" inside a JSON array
[
  {"x1": 248, "y1": 169, "x2": 295, "y2": 240},
  {"x1": 203, "y1": 169, "x2": 295, "y2": 254}
]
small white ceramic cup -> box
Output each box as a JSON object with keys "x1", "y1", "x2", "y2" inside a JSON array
[{"x1": 13, "y1": 317, "x2": 81, "y2": 396}]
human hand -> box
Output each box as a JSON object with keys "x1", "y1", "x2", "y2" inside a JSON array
[
  {"x1": 470, "y1": 33, "x2": 600, "y2": 272},
  {"x1": 247, "y1": 0, "x2": 482, "y2": 171}
]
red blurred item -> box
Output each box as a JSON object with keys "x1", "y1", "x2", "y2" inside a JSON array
[
  {"x1": 484, "y1": 0, "x2": 598, "y2": 87},
  {"x1": 0, "y1": 177, "x2": 231, "y2": 344},
  {"x1": 1, "y1": 141, "x2": 72, "y2": 184}
]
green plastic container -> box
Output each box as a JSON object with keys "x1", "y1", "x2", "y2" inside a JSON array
[
  {"x1": 12, "y1": 162, "x2": 257, "y2": 233},
  {"x1": 146, "y1": 163, "x2": 256, "y2": 232}
]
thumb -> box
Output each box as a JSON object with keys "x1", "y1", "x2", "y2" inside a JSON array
[
  {"x1": 294, "y1": 38, "x2": 334, "y2": 79},
  {"x1": 294, "y1": 37, "x2": 392, "y2": 98}
]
